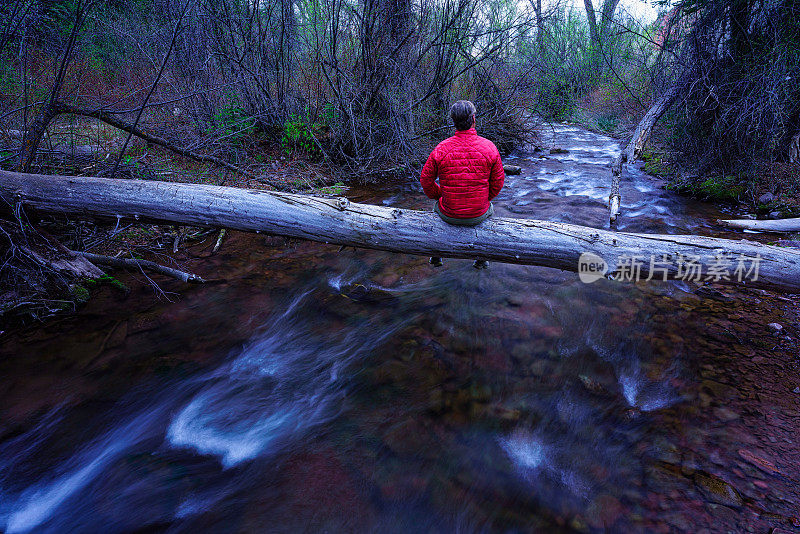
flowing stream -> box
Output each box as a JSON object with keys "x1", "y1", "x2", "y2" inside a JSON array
[{"x1": 1, "y1": 125, "x2": 799, "y2": 533}]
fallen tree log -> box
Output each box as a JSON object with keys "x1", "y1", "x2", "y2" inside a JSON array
[
  {"x1": 3, "y1": 170, "x2": 800, "y2": 292},
  {"x1": 609, "y1": 83, "x2": 680, "y2": 225},
  {"x1": 719, "y1": 218, "x2": 800, "y2": 232},
  {"x1": 73, "y1": 250, "x2": 206, "y2": 283}
]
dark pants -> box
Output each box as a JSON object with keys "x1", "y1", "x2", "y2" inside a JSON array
[
  {"x1": 434, "y1": 202, "x2": 494, "y2": 226},
  {"x1": 430, "y1": 202, "x2": 493, "y2": 267}
]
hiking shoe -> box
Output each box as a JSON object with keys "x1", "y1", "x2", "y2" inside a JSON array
[
  {"x1": 473, "y1": 260, "x2": 489, "y2": 269},
  {"x1": 429, "y1": 257, "x2": 443, "y2": 267}
]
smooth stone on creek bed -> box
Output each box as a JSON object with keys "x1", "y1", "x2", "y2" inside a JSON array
[{"x1": 693, "y1": 471, "x2": 744, "y2": 508}]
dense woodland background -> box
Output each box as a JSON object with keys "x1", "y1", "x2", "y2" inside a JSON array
[
  {"x1": 0, "y1": 0, "x2": 799, "y2": 322},
  {"x1": 2, "y1": 0, "x2": 797, "y2": 177}
]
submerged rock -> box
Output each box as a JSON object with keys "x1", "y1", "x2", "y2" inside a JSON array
[
  {"x1": 577, "y1": 374, "x2": 612, "y2": 396},
  {"x1": 586, "y1": 494, "x2": 623, "y2": 529},
  {"x1": 737, "y1": 448, "x2": 782, "y2": 476},
  {"x1": 692, "y1": 471, "x2": 743, "y2": 508}
]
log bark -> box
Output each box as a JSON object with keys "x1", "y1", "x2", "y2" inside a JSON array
[
  {"x1": 3, "y1": 170, "x2": 800, "y2": 291},
  {"x1": 609, "y1": 83, "x2": 680, "y2": 224},
  {"x1": 719, "y1": 218, "x2": 800, "y2": 232}
]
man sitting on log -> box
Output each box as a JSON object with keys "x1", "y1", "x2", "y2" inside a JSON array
[{"x1": 420, "y1": 100, "x2": 505, "y2": 269}]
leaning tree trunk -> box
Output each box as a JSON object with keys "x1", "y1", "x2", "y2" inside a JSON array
[
  {"x1": 52, "y1": 102, "x2": 257, "y2": 180},
  {"x1": 17, "y1": 104, "x2": 57, "y2": 172},
  {"x1": 609, "y1": 83, "x2": 680, "y2": 224},
  {"x1": 3, "y1": 170, "x2": 800, "y2": 291}
]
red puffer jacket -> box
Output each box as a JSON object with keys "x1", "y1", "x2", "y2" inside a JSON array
[{"x1": 420, "y1": 127, "x2": 505, "y2": 218}]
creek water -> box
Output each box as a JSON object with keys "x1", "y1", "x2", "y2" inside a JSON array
[{"x1": 1, "y1": 125, "x2": 799, "y2": 533}]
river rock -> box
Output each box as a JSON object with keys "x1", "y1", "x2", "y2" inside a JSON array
[
  {"x1": 469, "y1": 382, "x2": 492, "y2": 403},
  {"x1": 503, "y1": 165, "x2": 522, "y2": 175},
  {"x1": 505, "y1": 293, "x2": 524, "y2": 307},
  {"x1": 528, "y1": 359, "x2": 548, "y2": 377},
  {"x1": 758, "y1": 192, "x2": 775, "y2": 204},
  {"x1": 737, "y1": 448, "x2": 782, "y2": 475},
  {"x1": 693, "y1": 471, "x2": 743, "y2": 507},
  {"x1": 712, "y1": 406, "x2": 739, "y2": 422},
  {"x1": 383, "y1": 418, "x2": 430, "y2": 456},
  {"x1": 549, "y1": 147, "x2": 569, "y2": 154},
  {"x1": 768, "y1": 210, "x2": 783, "y2": 219},
  {"x1": 578, "y1": 374, "x2": 612, "y2": 396},
  {"x1": 586, "y1": 494, "x2": 623, "y2": 528},
  {"x1": 768, "y1": 322, "x2": 783, "y2": 333},
  {"x1": 569, "y1": 517, "x2": 590, "y2": 532}
]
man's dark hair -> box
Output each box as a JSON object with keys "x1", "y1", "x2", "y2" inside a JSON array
[{"x1": 450, "y1": 100, "x2": 476, "y2": 131}]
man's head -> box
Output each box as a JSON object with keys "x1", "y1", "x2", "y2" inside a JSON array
[{"x1": 450, "y1": 100, "x2": 476, "y2": 131}]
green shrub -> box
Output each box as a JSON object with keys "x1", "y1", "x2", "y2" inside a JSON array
[
  {"x1": 207, "y1": 103, "x2": 255, "y2": 145},
  {"x1": 69, "y1": 284, "x2": 90, "y2": 304},
  {"x1": 281, "y1": 114, "x2": 321, "y2": 160},
  {"x1": 666, "y1": 175, "x2": 746, "y2": 202},
  {"x1": 537, "y1": 75, "x2": 577, "y2": 120},
  {"x1": 317, "y1": 182, "x2": 347, "y2": 195},
  {"x1": 595, "y1": 113, "x2": 619, "y2": 133},
  {"x1": 85, "y1": 273, "x2": 129, "y2": 293},
  {"x1": 0, "y1": 57, "x2": 18, "y2": 93},
  {"x1": 697, "y1": 176, "x2": 746, "y2": 201}
]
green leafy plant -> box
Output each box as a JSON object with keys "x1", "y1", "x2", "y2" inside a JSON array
[
  {"x1": 207, "y1": 103, "x2": 255, "y2": 145},
  {"x1": 0, "y1": 58, "x2": 18, "y2": 93},
  {"x1": 85, "y1": 274, "x2": 129, "y2": 293},
  {"x1": 321, "y1": 102, "x2": 336, "y2": 125},
  {"x1": 281, "y1": 114, "x2": 321, "y2": 159},
  {"x1": 317, "y1": 182, "x2": 347, "y2": 195}
]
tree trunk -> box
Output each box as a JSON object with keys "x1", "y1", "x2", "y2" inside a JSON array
[
  {"x1": 3, "y1": 171, "x2": 800, "y2": 291},
  {"x1": 17, "y1": 105, "x2": 57, "y2": 172},
  {"x1": 533, "y1": 0, "x2": 544, "y2": 49},
  {"x1": 609, "y1": 82, "x2": 680, "y2": 224},
  {"x1": 583, "y1": 0, "x2": 601, "y2": 66},
  {"x1": 599, "y1": 0, "x2": 621, "y2": 41},
  {"x1": 729, "y1": 0, "x2": 751, "y2": 59}
]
